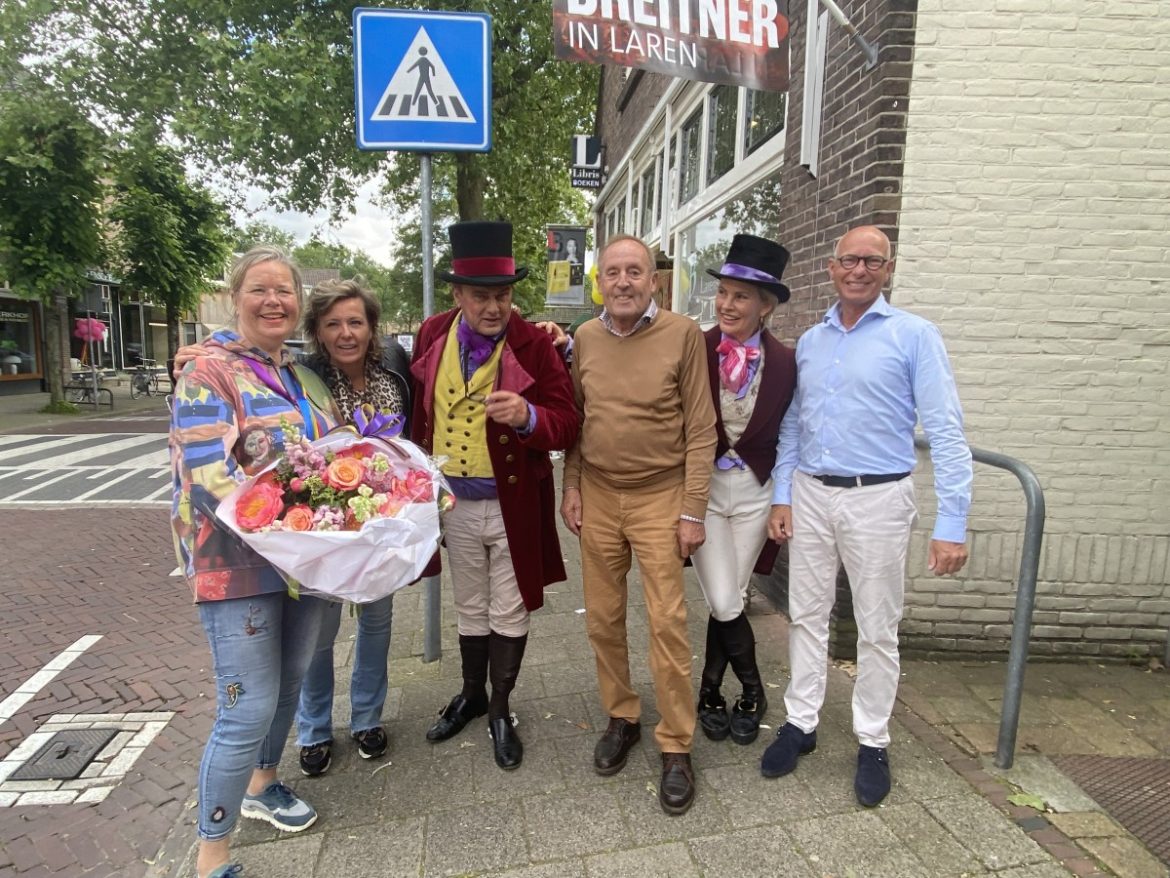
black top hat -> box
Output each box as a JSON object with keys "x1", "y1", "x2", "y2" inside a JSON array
[
  {"x1": 439, "y1": 221, "x2": 529, "y2": 287},
  {"x1": 705, "y1": 234, "x2": 791, "y2": 303}
]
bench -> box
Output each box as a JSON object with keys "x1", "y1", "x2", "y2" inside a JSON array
[{"x1": 64, "y1": 381, "x2": 114, "y2": 408}]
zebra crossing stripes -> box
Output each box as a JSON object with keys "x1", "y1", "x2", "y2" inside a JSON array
[
  {"x1": 375, "y1": 92, "x2": 469, "y2": 119},
  {"x1": 0, "y1": 433, "x2": 171, "y2": 506}
]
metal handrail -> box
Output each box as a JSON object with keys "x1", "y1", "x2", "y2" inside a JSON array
[{"x1": 914, "y1": 435, "x2": 1045, "y2": 770}]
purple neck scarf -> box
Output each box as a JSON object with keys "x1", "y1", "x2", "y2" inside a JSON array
[{"x1": 456, "y1": 319, "x2": 500, "y2": 375}]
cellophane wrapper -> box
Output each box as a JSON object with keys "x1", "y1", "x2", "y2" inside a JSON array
[{"x1": 216, "y1": 431, "x2": 445, "y2": 603}]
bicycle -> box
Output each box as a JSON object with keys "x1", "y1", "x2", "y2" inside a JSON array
[{"x1": 130, "y1": 358, "x2": 161, "y2": 399}]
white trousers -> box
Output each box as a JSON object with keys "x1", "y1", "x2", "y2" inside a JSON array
[
  {"x1": 442, "y1": 497, "x2": 529, "y2": 638},
  {"x1": 690, "y1": 466, "x2": 773, "y2": 621},
  {"x1": 784, "y1": 470, "x2": 917, "y2": 748}
]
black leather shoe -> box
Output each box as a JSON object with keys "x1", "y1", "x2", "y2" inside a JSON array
[
  {"x1": 489, "y1": 716, "x2": 523, "y2": 770},
  {"x1": 729, "y1": 692, "x2": 767, "y2": 745},
  {"x1": 854, "y1": 745, "x2": 891, "y2": 807},
  {"x1": 593, "y1": 717, "x2": 641, "y2": 776},
  {"x1": 425, "y1": 693, "x2": 487, "y2": 742},
  {"x1": 659, "y1": 752, "x2": 695, "y2": 815},
  {"x1": 760, "y1": 722, "x2": 817, "y2": 778},
  {"x1": 697, "y1": 691, "x2": 730, "y2": 741}
]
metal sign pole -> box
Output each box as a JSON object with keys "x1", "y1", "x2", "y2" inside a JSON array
[{"x1": 420, "y1": 152, "x2": 441, "y2": 663}]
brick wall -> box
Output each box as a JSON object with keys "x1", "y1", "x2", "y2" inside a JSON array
[{"x1": 894, "y1": 0, "x2": 1170, "y2": 658}]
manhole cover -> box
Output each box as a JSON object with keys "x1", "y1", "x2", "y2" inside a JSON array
[
  {"x1": 1053, "y1": 755, "x2": 1170, "y2": 867},
  {"x1": 9, "y1": 729, "x2": 118, "y2": 781}
]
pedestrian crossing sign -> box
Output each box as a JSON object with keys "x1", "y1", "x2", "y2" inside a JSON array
[{"x1": 353, "y1": 8, "x2": 492, "y2": 152}]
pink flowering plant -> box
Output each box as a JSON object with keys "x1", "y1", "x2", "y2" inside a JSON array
[{"x1": 218, "y1": 415, "x2": 452, "y2": 603}]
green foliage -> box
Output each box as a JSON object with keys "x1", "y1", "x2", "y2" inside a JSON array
[
  {"x1": 0, "y1": 81, "x2": 106, "y2": 303},
  {"x1": 232, "y1": 221, "x2": 297, "y2": 254},
  {"x1": 109, "y1": 137, "x2": 230, "y2": 358},
  {"x1": 16, "y1": 0, "x2": 598, "y2": 307}
]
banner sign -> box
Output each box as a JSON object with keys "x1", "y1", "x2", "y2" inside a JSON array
[
  {"x1": 546, "y1": 226, "x2": 587, "y2": 306},
  {"x1": 571, "y1": 135, "x2": 604, "y2": 189},
  {"x1": 553, "y1": 0, "x2": 790, "y2": 92}
]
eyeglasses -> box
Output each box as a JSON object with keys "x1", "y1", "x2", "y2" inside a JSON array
[{"x1": 834, "y1": 254, "x2": 890, "y2": 271}]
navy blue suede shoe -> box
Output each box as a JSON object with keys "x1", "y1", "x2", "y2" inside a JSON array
[
  {"x1": 760, "y1": 722, "x2": 817, "y2": 778},
  {"x1": 854, "y1": 745, "x2": 891, "y2": 807}
]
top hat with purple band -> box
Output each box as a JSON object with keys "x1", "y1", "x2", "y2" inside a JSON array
[
  {"x1": 706, "y1": 233, "x2": 791, "y2": 303},
  {"x1": 439, "y1": 221, "x2": 529, "y2": 287}
]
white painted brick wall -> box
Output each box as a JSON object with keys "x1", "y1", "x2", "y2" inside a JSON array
[{"x1": 894, "y1": 0, "x2": 1170, "y2": 657}]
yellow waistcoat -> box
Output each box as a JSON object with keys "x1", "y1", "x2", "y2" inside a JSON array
[{"x1": 434, "y1": 319, "x2": 503, "y2": 478}]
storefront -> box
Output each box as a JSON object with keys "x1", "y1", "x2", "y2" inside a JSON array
[
  {"x1": 593, "y1": 73, "x2": 786, "y2": 329},
  {"x1": 0, "y1": 292, "x2": 44, "y2": 395}
]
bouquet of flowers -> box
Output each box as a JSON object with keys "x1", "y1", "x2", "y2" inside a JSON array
[{"x1": 216, "y1": 411, "x2": 452, "y2": 603}]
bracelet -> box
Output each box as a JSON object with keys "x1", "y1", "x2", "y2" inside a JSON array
[{"x1": 679, "y1": 514, "x2": 704, "y2": 524}]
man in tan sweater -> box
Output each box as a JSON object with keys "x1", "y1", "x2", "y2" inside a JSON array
[{"x1": 561, "y1": 235, "x2": 717, "y2": 815}]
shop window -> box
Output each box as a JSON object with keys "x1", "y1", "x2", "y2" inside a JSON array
[
  {"x1": 615, "y1": 196, "x2": 627, "y2": 234},
  {"x1": 639, "y1": 159, "x2": 658, "y2": 237},
  {"x1": 744, "y1": 89, "x2": 786, "y2": 156},
  {"x1": 706, "y1": 85, "x2": 738, "y2": 185},
  {"x1": 0, "y1": 299, "x2": 40, "y2": 377},
  {"x1": 678, "y1": 107, "x2": 703, "y2": 205}
]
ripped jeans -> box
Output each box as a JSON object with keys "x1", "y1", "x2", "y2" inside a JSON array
[{"x1": 196, "y1": 591, "x2": 327, "y2": 840}]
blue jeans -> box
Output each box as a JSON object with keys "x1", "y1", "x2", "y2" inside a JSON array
[
  {"x1": 296, "y1": 594, "x2": 393, "y2": 746},
  {"x1": 196, "y1": 591, "x2": 326, "y2": 841}
]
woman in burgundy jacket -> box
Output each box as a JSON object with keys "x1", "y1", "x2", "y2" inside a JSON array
[{"x1": 691, "y1": 234, "x2": 797, "y2": 746}]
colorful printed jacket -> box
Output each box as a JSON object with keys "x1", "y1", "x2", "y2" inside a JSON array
[{"x1": 169, "y1": 330, "x2": 341, "y2": 603}]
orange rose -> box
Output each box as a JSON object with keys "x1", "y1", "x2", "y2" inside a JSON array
[
  {"x1": 281, "y1": 504, "x2": 314, "y2": 532},
  {"x1": 324, "y1": 456, "x2": 365, "y2": 491},
  {"x1": 236, "y1": 481, "x2": 285, "y2": 531}
]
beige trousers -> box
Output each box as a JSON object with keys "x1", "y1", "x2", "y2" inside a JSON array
[
  {"x1": 442, "y1": 497, "x2": 529, "y2": 638},
  {"x1": 579, "y1": 473, "x2": 695, "y2": 753}
]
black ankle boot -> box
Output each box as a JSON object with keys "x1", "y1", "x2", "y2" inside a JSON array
[
  {"x1": 487, "y1": 631, "x2": 528, "y2": 768},
  {"x1": 696, "y1": 615, "x2": 730, "y2": 739},
  {"x1": 425, "y1": 634, "x2": 488, "y2": 743},
  {"x1": 721, "y1": 613, "x2": 768, "y2": 745},
  {"x1": 697, "y1": 687, "x2": 731, "y2": 741}
]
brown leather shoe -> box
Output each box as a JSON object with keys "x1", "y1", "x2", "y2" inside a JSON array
[
  {"x1": 593, "y1": 717, "x2": 641, "y2": 776},
  {"x1": 659, "y1": 752, "x2": 695, "y2": 815}
]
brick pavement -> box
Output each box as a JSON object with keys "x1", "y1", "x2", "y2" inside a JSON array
[{"x1": 0, "y1": 509, "x2": 212, "y2": 878}]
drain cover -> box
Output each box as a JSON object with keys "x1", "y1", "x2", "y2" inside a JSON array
[
  {"x1": 1053, "y1": 755, "x2": 1170, "y2": 867},
  {"x1": 9, "y1": 729, "x2": 118, "y2": 781}
]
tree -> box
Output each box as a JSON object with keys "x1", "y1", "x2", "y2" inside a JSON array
[
  {"x1": 232, "y1": 220, "x2": 297, "y2": 254},
  {"x1": 110, "y1": 138, "x2": 230, "y2": 364},
  {"x1": 0, "y1": 79, "x2": 107, "y2": 409},
  {"x1": 20, "y1": 0, "x2": 598, "y2": 304}
]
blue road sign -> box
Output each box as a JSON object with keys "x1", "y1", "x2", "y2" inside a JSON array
[{"x1": 354, "y1": 8, "x2": 492, "y2": 152}]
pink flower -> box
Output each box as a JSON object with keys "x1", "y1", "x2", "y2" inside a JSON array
[
  {"x1": 281, "y1": 504, "x2": 314, "y2": 532},
  {"x1": 237, "y1": 481, "x2": 285, "y2": 531},
  {"x1": 324, "y1": 457, "x2": 365, "y2": 492},
  {"x1": 402, "y1": 469, "x2": 433, "y2": 502},
  {"x1": 289, "y1": 477, "x2": 305, "y2": 493}
]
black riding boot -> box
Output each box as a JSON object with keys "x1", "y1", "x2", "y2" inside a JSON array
[
  {"x1": 424, "y1": 634, "x2": 488, "y2": 742},
  {"x1": 697, "y1": 615, "x2": 731, "y2": 741},
  {"x1": 722, "y1": 613, "x2": 768, "y2": 745},
  {"x1": 487, "y1": 631, "x2": 527, "y2": 769}
]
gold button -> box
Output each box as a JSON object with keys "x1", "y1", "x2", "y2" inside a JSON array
[
  {"x1": 507, "y1": 475, "x2": 518, "y2": 485},
  {"x1": 498, "y1": 435, "x2": 509, "y2": 445},
  {"x1": 505, "y1": 454, "x2": 514, "y2": 462}
]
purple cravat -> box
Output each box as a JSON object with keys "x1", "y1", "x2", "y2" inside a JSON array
[{"x1": 456, "y1": 320, "x2": 497, "y2": 375}]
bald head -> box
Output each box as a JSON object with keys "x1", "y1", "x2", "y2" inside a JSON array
[
  {"x1": 833, "y1": 225, "x2": 892, "y2": 260},
  {"x1": 828, "y1": 225, "x2": 895, "y2": 326}
]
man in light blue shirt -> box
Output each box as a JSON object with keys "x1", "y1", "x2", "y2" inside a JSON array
[{"x1": 760, "y1": 225, "x2": 972, "y2": 807}]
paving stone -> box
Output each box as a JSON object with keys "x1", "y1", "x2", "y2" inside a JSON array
[
  {"x1": 235, "y1": 832, "x2": 324, "y2": 877},
  {"x1": 1077, "y1": 835, "x2": 1170, "y2": 878},
  {"x1": 485, "y1": 860, "x2": 587, "y2": 878},
  {"x1": 522, "y1": 787, "x2": 632, "y2": 860},
  {"x1": 688, "y1": 825, "x2": 818, "y2": 878},
  {"x1": 879, "y1": 802, "x2": 983, "y2": 875},
  {"x1": 706, "y1": 761, "x2": 828, "y2": 828},
  {"x1": 610, "y1": 769, "x2": 730, "y2": 843},
  {"x1": 583, "y1": 841, "x2": 701, "y2": 878},
  {"x1": 788, "y1": 810, "x2": 931, "y2": 877},
  {"x1": 924, "y1": 795, "x2": 1050, "y2": 870},
  {"x1": 424, "y1": 800, "x2": 529, "y2": 877},
  {"x1": 1048, "y1": 810, "x2": 1128, "y2": 838}
]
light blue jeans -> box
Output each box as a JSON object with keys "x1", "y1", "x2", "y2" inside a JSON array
[
  {"x1": 296, "y1": 594, "x2": 394, "y2": 746},
  {"x1": 197, "y1": 590, "x2": 326, "y2": 840}
]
